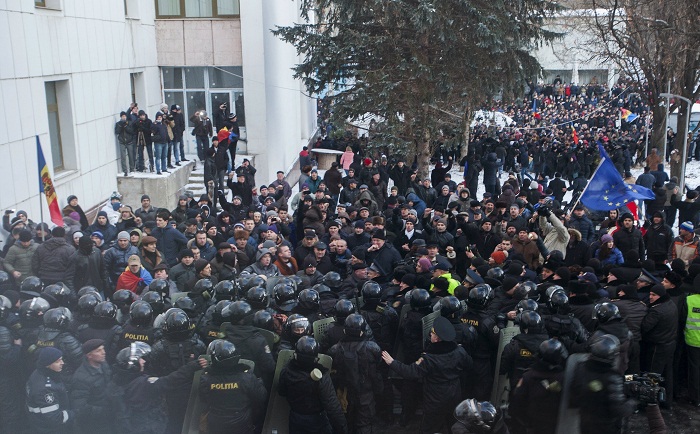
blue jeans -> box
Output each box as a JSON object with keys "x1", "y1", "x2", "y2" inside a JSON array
[
  {"x1": 154, "y1": 143, "x2": 167, "y2": 172},
  {"x1": 196, "y1": 135, "x2": 209, "y2": 161}
]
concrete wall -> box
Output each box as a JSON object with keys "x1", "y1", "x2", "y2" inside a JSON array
[
  {"x1": 0, "y1": 0, "x2": 161, "y2": 227},
  {"x1": 155, "y1": 19, "x2": 243, "y2": 66},
  {"x1": 117, "y1": 162, "x2": 194, "y2": 210}
]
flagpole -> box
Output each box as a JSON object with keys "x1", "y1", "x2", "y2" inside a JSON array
[{"x1": 568, "y1": 154, "x2": 605, "y2": 213}]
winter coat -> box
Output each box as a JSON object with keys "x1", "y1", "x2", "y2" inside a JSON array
[
  {"x1": 152, "y1": 225, "x2": 189, "y2": 266},
  {"x1": 512, "y1": 237, "x2": 541, "y2": 270},
  {"x1": 70, "y1": 361, "x2": 113, "y2": 434},
  {"x1": 65, "y1": 247, "x2": 107, "y2": 292},
  {"x1": 26, "y1": 368, "x2": 74, "y2": 434},
  {"x1": 482, "y1": 153, "x2": 499, "y2": 186},
  {"x1": 612, "y1": 296, "x2": 647, "y2": 341},
  {"x1": 389, "y1": 164, "x2": 412, "y2": 196},
  {"x1": 595, "y1": 246, "x2": 624, "y2": 266},
  {"x1": 641, "y1": 295, "x2": 678, "y2": 345},
  {"x1": 302, "y1": 205, "x2": 326, "y2": 236},
  {"x1": 354, "y1": 190, "x2": 379, "y2": 216},
  {"x1": 568, "y1": 214, "x2": 595, "y2": 245},
  {"x1": 643, "y1": 221, "x2": 674, "y2": 262},
  {"x1": 4, "y1": 241, "x2": 37, "y2": 277},
  {"x1": 365, "y1": 242, "x2": 402, "y2": 282},
  {"x1": 340, "y1": 150, "x2": 355, "y2": 170},
  {"x1": 539, "y1": 214, "x2": 570, "y2": 260},
  {"x1": 103, "y1": 244, "x2": 139, "y2": 285},
  {"x1": 612, "y1": 226, "x2": 645, "y2": 262},
  {"x1": 114, "y1": 119, "x2": 135, "y2": 145},
  {"x1": 32, "y1": 237, "x2": 75, "y2": 284},
  {"x1": 87, "y1": 221, "x2": 118, "y2": 246}
]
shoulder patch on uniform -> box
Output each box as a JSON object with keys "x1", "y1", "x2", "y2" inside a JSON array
[
  {"x1": 264, "y1": 345, "x2": 271, "y2": 354},
  {"x1": 376, "y1": 306, "x2": 385, "y2": 314},
  {"x1": 415, "y1": 357, "x2": 423, "y2": 365},
  {"x1": 147, "y1": 377, "x2": 159, "y2": 384},
  {"x1": 588, "y1": 380, "x2": 603, "y2": 392},
  {"x1": 493, "y1": 325, "x2": 500, "y2": 334}
]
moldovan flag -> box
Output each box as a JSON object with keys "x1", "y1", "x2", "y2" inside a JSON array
[
  {"x1": 572, "y1": 126, "x2": 579, "y2": 144},
  {"x1": 37, "y1": 136, "x2": 64, "y2": 226}
]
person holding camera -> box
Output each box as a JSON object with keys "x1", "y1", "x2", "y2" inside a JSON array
[
  {"x1": 134, "y1": 110, "x2": 154, "y2": 172},
  {"x1": 114, "y1": 111, "x2": 135, "y2": 176},
  {"x1": 190, "y1": 110, "x2": 213, "y2": 162}
]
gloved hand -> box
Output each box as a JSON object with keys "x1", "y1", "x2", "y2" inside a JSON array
[{"x1": 538, "y1": 206, "x2": 551, "y2": 217}]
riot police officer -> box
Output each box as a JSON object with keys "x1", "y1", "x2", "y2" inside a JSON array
[
  {"x1": 500, "y1": 311, "x2": 549, "y2": 393},
  {"x1": 358, "y1": 280, "x2": 398, "y2": 352},
  {"x1": 118, "y1": 300, "x2": 157, "y2": 350},
  {"x1": 510, "y1": 338, "x2": 568, "y2": 434},
  {"x1": 542, "y1": 290, "x2": 588, "y2": 352},
  {"x1": 279, "y1": 336, "x2": 347, "y2": 434},
  {"x1": 320, "y1": 299, "x2": 355, "y2": 352},
  {"x1": 452, "y1": 399, "x2": 509, "y2": 434},
  {"x1": 35, "y1": 307, "x2": 83, "y2": 378},
  {"x1": 76, "y1": 301, "x2": 123, "y2": 362},
  {"x1": 569, "y1": 334, "x2": 635, "y2": 434},
  {"x1": 461, "y1": 284, "x2": 500, "y2": 400},
  {"x1": 328, "y1": 314, "x2": 383, "y2": 434},
  {"x1": 198, "y1": 339, "x2": 267, "y2": 434},
  {"x1": 0, "y1": 294, "x2": 23, "y2": 433}
]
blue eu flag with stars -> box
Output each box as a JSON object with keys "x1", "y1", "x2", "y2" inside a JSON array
[{"x1": 580, "y1": 145, "x2": 655, "y2": 211}]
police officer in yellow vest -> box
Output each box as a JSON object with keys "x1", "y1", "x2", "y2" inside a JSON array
[{"x1": 680, "y1": 276, "x2": 700, "y2": 406}]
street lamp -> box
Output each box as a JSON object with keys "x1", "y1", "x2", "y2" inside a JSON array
[{"x1": 660, "y1": 93, "x2": 691, "y2": 193}]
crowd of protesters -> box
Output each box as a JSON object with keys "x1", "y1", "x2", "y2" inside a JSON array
[{"x1": 0, "y1": 78, "x2": 699, "y2": 433}]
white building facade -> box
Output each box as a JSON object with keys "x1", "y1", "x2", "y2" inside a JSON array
[
  {"x1": 155, "y1": 0, "x2": 317, "y2": 185},
  {"x1": 0, "y1": 0, "x2": 161, "y2": 221}
]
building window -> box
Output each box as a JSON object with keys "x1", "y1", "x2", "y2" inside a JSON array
[
  {"x1": 156, "y1": 0, "x2": 239, "y2": 18},
  {"x1": 35, "y1": 0, "x2": 46, "y2": 6},
  {"x1": 161, "y1": 66, "x2": 245, "y2": 126},
  {"x1": 44, "y1": 80, "x2": 76, "y2": 173}
]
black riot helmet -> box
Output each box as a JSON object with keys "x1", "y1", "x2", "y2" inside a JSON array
[
  {"x1": 274, "y1": 284, "x2": 297, "y2": 312},
  {"x1": 246, "y1": 286, "x2": 269, "y2": 309},
  {"x1": 487, "y1": 267, "x2": 504, "y2": 281},
  {"x1": 520, "y1": 281, "x2": 537, "y2": 300},
  {"x1": 207, "y1": 339, "x2": 241, "y2": 370},
  {"x1": 115, "y1": 342, "x2": 151, "y2": 372},
  {"x1": 284, "y1": 314, "x2": 311, "y2": 340},
  {"x1": 77, "y1": 293, "x2": 101, "y2": 317},
  {"x1": 467, "y1": 284, "x2": 492, "y2": 309},
  {"x1": 42, "y1": 283, "x2": 72, "y2": 308},
  {"x1": 294, "y1": 335, "x2": 319, "y2": 367},
  {"x1": 545, "y1": 285, "x2": 565, "y2": 302},
  {"x1": 0, "y1": 295, "x2": 12, "y2": 322},
  {"x1": 516, "y1": 299, "x2": 539, "y2": 313},
  {"x1": 222, "y1": 300, "x2": 253, "y2": 324},
  {"x1": 286, "y1": 275, "x2": 304, "y2": 293},
  {"x1": 539, "y1": 338, "x2": 569, "y2": 366},
  {"x1": 193, "y1": 279, "x2": 214, "y2": 300},
  {"x1": 214, "y1": 280, "x2": 237, "y2": 301},
  {"x1": 322, "y1": 271, "x2": 342, "y2": 290},
  {"x1": 43, "y1": 307, "x2": 73, "y2": 330},
  {"x1": 454, "y1": 399, "x2": 498, "y2": 434},
  {"x1": 512, "y1": 283, "x2": 533, "y2": 301},
  {"x1": 19, "y1": 297, "x2": 51, "y2": 324},
  {"x1": 344, "y1": 313, "x2": 366, "y2": 337},
  {"x1": 212, "y1": 300, "x2": 232, "y2": 326},
  {"x1": 409, "y1": 288, "x2": 431, "y2": 309},
  {"x1": 334, "y1": 299, "x2": 355, "y2": 323},
  {"x1": 149, "y1": 279, "x2": 169, "y2": 296},
  {"x1": 437, "y1": 296, "x2": 462, "y2": 319},
  {"x1": 174, "y1": 296, "x2": 198, "y2": 318},
  {"x1": 0, "y1": 271, "x2": 10, "y2": 288},
  {"x1": 162, "y1": 308, "x2": 192, "y2": 341},
  {"x1": 21, "y1": 276, "x2": 44, "y2": 295},
  {"x1": 361, "y1": 281, "x2": 382, "y2": 301},
  {"x1": 248, "y1": 275, "x2": 267, "y2": 290},
  {"x1": 593, "y1": 302, "x2": 621, "y2": 323},
  {"x1": 252, "y1": 310, "x2": 274, "y2": 331},
  {"x1": 77, "y1": 286, "x2": 100, "y2": 299},
  {"x1": 93, "y1": 301, "x2": 118, "y2": 321},
  {"x1": 141, "y1": 291, "x2": 165, "y2": 315},
  {"x1": 112, "y1": 289, "x2": 136, "y2": 311},
  {"x1": 297, "y1": 289, "x2": 320, "y2": 311},
  {"x1": 519, "y1": 311, "x2": 543, "y2": 333},
  {"x1": 311, "y1": 283, "x2": 331, "y2": 295},
  {"x1": 547, "y1": 291, "x2": 570, "y2": 314},
  {"x1": 589, "y1": 333, "x2": 620, "y2": 364},
  {"x1": 238, "y1": 271, "x2": 253, "y2": 290},
  {"x1": 129, "y1": 301, "x2": 153, "y2": 326}
]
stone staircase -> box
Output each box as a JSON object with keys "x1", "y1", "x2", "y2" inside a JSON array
[{"x1": 182, "y1": 154, "x2": 254, "y2": 211}]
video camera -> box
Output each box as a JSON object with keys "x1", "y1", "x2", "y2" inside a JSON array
[{"x1": 624, "y1": 372, "x2": 666, "y2": 404}]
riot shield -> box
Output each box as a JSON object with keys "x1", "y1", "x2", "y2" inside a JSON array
[
  {"x1": 490, "y1": 325, "x2": 521, "y2": 405},
  {"x1": 171, "y1": 292, "x2": 189, "y2": 304},
  {"x1": 312, "y1": 317, "x2": 335, "y2": 343},
  {"x1": 260, "y1": 349, "x2": 333, "y2": 434},
  {"x1": 265, "y1": 276, "x2": 282, "y2": 296},
  {"x1": 181, "y1": 359, "x2": 256, "y2": 434},
  {"x1": 554, "y1": 353, "x2": 587, "y2": 434},
  {"x1": 421, "y1": 311, "x2": 440, "y2": 350},
  {"x1": 255, "y1": 327, "x2": 280, "y2": 348}
]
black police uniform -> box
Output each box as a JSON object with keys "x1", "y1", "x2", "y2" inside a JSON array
[
  {"x1": 199, "y1": 364, "x2": 267, "y2": 434},
  {"x1": 26, "y1": 367, "x2": 73, "y2": 434},
  {"x1": 76, "y1": 320, "x2": 123, "y2": 363},
  {"x1": 500, "y1": 332, "x2": 550, "y2": 392},
  {"x1": 0, "y1": 318, "x2": 24, "y2": 433},
  {"x1": 543, "y1": 312, "x2": 588, "y2": 352},
  {"x1": 222, "y1": 323, "x2": 275, "y2": 389},
  {"x1": 388, "y1": 340, "x2": 472, "y2": 434},
  {"x1": 35, "y1": 326, "x2": 83, "y2": 379},
  {"x1": 461, "y1": 307, "x2": 500, "y2": 400},
  {"x1": 359, "y1": 302, "x2": 398, "y2": 352},
  {"x1": 279, "y1": 358, "x2": 348, "y2": 434},
  {"x1": 328, "y1": 335, "x2": 383, "y2": 434},
  {"x1": 510, "y1": 359, "x2": 565, "y2": 434},
  {"x1": 117, "y1": 321, "x2": 158, "y2": 350}
]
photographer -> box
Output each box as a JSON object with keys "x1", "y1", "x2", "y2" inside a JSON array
[{"x1": 170, "y1": 105, "x2": 187, "y2": 163}]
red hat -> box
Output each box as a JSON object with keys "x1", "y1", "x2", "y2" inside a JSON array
[
  {"x1": 363, "y1": 158, "x2": 372, "y2": 166},
  {"x1": 490, "y1": 251, "x2": 507, "y2": 265}
]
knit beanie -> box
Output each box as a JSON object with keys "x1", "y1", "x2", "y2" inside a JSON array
[{"x1": 36, "y1": 347, "x2": 63, "y2": 368}]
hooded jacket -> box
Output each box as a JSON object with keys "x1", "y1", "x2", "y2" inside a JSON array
[
  {"x1": 65, "y1": 244, "x2": 107, "y2": 292},
  {"x1": 354, "y1": 190, "x2": 379, "y2": 216}
]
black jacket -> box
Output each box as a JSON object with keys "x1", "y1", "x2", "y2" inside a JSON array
[
  {"x1": 35, "y1": 327, "x2": 83, "y2": 377},
  {"x1": 641, "y1": 295, "x2": 678, "y2": 345},
  {"x1": 510, "y1": 360, "x2": 565, "y2": 434},
  {"x1": 612, "y1": 226, "x2": 645, "y2": 261},
  {"x1": 500, "y1": 332, "x2": 549, "y2": 391},
  {"x1": 223, "y1": 323, "x2": 275, "y2": 389},
  {"x1": 199, "y1": 365, "x2": 267, "y2": 434},
  {"x1": 70, "y1": 360, "x2": 113, "y2": 434},
  {"x1": 65, "y1": 247, "x2": 107, "y2": 292},
  {"x1": 32, "y1": 237, "x2": 75, "y2": 284},
  {"x1": 388, "y1": 340, "x2": 472, "y2": 413},
  {"x1": 279, "y1": 359, "x2": 347, "y2": 434}
]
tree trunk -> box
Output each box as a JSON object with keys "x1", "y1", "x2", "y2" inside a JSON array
[
  {"x1": 650, "y1": 102, "x2": 667, "y2": 159},
  {"x1": 460, "y1": 106, "x2": 471, "y2": 160},
  {"x1": 671, "y1": 99, "x2": 690, "y2": 190}
]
